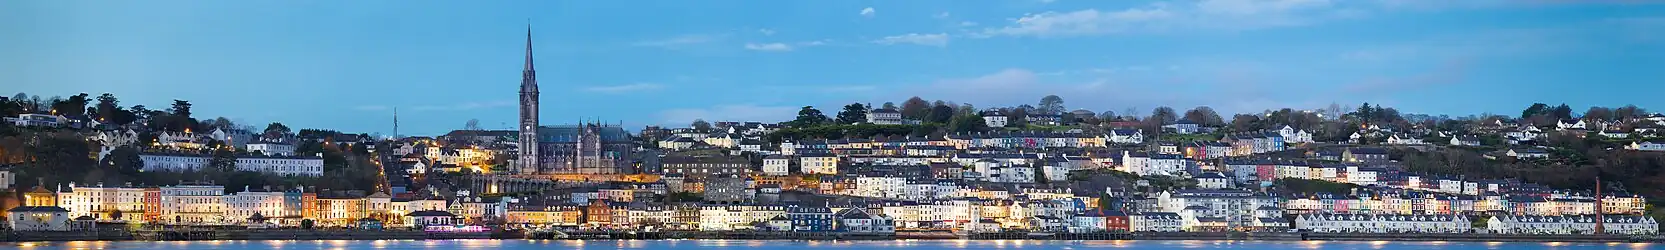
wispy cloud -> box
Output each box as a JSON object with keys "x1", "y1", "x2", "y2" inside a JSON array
[
  {"x1": 584, "y1": 83, "x2": 664, "y2": 93},
  {"x1": 412, "y1": 100, "x2": 516, "y2": 111},
  {"x1": 934, "y1": 12, "x2": 952, "y2": 19},
  {"x1": 758, "y1": 28, "x2": 776, "y2": 36},
  {"x1": 659, "y1": 105, "x2": 799, "y2": 124},
  {"x1": 633, "y1": 34, "x2": 724, "y2": 48},
  {"x1": 744, "y1": 43, "x2": 794, "y2": 52},
  {"x1": 860, "y1": 7, "x2": 876, "y2": 17},
  {"x1": 873, "y1": 33, "x2": 951, "y2": 47},
  {"x1": 977, "y1": 0, "x2": 1343, "y2": 38}
]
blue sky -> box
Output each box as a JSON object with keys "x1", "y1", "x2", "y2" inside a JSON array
[{"x1": 4, "y1": 0, "x2": 1663, "y2": 136}]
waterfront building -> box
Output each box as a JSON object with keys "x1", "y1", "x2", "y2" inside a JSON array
[
  {"x1": 1130, "y1": 212, "x2": 1182, "y2": 232},
  {"x1": 7, "y1": 206, "x2": 71, "y2": 231},
  {"x1": 1487, "y1": 215, "x2": 1659, "y2": 235},
  {"x1": 1294, "y1": 213, "x2": 1469, "y2": 233},
  {"x1": 159, "y1": 185, "x2": 226, "y2": 225}
]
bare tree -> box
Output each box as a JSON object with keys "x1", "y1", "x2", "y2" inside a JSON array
[{"x1": 465, "y1": 119, "x2": 482, "y2": 131}]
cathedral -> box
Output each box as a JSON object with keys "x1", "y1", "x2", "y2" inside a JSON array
[{"x1": 518, "y1": 27, "x2": 636, "y2": 175}]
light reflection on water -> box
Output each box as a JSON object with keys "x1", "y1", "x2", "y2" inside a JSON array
[{"x1": 3, "y1": 240, "x2": 1654, "y2": 250}]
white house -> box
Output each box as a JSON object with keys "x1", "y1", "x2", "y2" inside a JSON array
[
  {"x1": 762, "y1": 155, "x2": 792, "y2": 176},
  {"x1": 1558, "y1": 119, "x2": 1587, "y2": 130},
  {"x1": 1163, "y1": 120, "x2": 1200, "y2": 134},
  {"x1": 245, "y1": 142, "x2": 296, "y2": 157},
  {"x1": 1131, "y1": 212, "x2": 1182, "y2": 232},
  {"x1": 1599, "y1": 130, "x2": 1631, "y2": 139},
  {"x1": 1195, "y1": 172, "x2": 1232, "y2": 189},
  {"x1": 1386, "y1": 134, "x2": 1425, "y2": 145},
  {"x1": 981, "y1": 110, "x2": 1008, "y2": 128},
  {"x1": 1107, "y1": 129, "x2": 1144, "y2": 144},
  {"x1": 1505, "y1": 148, "x2": 1551, "y2": 159},
  {"x1": 11, "y1": 114, "x2": 69, "y2": 128},
  {"x1": 160, "y1": 185, "x2": 227, "y2": 225},
  {"x1": 1449, "y1": 136, "x2": 1481, "y2": 147},
  {"x1": 7, "y1": 206, "x2": 71, "y2": 231},
  {"x1": 1276, "y1": 126, "x2": 1314, "y2": 144},
  {"x1": 867, "y1": 108, "x2": 904, "y2": 125}
]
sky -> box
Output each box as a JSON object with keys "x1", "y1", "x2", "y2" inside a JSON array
[{"x1": 3, "y1": 0, "x2": 1664, "y2": 136}]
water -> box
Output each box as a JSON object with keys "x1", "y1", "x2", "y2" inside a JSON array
[{"x1": 5, "y1": 240, "x2": 1657, "y2": 250}]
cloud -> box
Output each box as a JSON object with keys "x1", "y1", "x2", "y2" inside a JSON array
[
  {"x1": 758, "y1": 28, "x2": 776, "y2": 36},
  {"x1": 633, "y1": 34, "x2": 723, "y2": 48},
  {"x1": 960, "y1": 21, "x2": 979, "y2": 27},
  {"x1": 978, "y1": 7, "x2": 1175, "y2": 37},
  {"x1": 412, "y1": 100, "x2": 516, "y2": 111},
  {"x1": 872, "y1": 33, "x2": 951, "y2": 47},
  {"x1": 978, "y1": 0, "x2": 1342, "y2": 38},
  {"x1": 659, "y1": 105, "x2": 799, "y2": 124},
  {"x1": 744, "y1": 43, "x2": 794, "y2": 51},
  {"x1": 860, "y1": 7, "x2": 876, "y2": 17},
  {"x1": 934, "y1": 12, "x2": 952, "y2": 19},
  {"x1": 584, "y1": 83, "x2": 664, "y2": 93}
]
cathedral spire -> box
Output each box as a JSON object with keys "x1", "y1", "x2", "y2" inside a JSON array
[{"x1": 524, "y1": 23, "x2": 535, "y2": 72}]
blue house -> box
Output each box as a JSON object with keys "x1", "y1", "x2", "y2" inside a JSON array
[{"x1": 787, "y1": 206, "x2": 835, "y2": 232}]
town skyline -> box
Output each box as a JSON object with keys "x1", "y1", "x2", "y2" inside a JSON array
[{"x1": 6, "y1": 1, "x2": 1665, "y2": 136}]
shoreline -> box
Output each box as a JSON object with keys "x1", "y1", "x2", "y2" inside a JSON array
[{"x1": 3, "y1": 230, "x2": 1658, "y2": 243}]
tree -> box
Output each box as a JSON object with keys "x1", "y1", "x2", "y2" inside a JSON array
[
  {"x1": 301, "y1": 219, "x2": 315, "y2": 229},
  {"x1": 1148, "y1": 106, "x2": 1177, "y2": 125},
  {"x1": 900, "y1": 97, "x2": 931, "y2": 120},
  {"x1": 835, "y1": 103, "x2": 868, "y2": 124},
  {"x1": 1584, "y1": 107, "x2": 1614, "y2": 122},
  {"x1": 1097, "y1": 110, "x2": 1118, "y2": 122},
  {"x1": 1005, "y1": 106, "x2": 1030, "y2": 127},
  {"x1": 94, "y1": 93, "x2": 120, "y2": 122},
  {"x1": 1037, "y1": 95, "x2": 1065, "y2": 115},
  {"x1": 49, "y1": 93, "x2": 90, "y2": 117},
  {"x1": 263, "y1": 122, "x2": 291, "y2": 139},
  {"x1": 947, "y1": 114, "x2": 990, "y2": 133},
  {"x1": 926, "y1": 104, "x2": 955, "y2": 124},
  {"x1": 1615, "y1": 105, "x2": 1647, "y2": 120},
  {"x1": 1522, "y1": 103, "x2": 1550, "y2": 120},
  {"x1": 1230, "y1": 114, "x2": 1262, "y2": 131},
  {"x1": 464, "y1": 119, "x2": 482, "y2": 130},
  {"x1": 881, "y1": 102, "x2": 897, "y2": 110},
  {"x1": 788, "y1": 106, "x2": 830, "y2": 128},
  {"x1": 691, "y1": 119, "x2": 712, "y2": 131},
  {"x1": 1551, "y1": 103, "x2": 1573, "y2": 120},
  {"x1": 1182, "y1": 106, "x2": 1224, "y2": 126}
]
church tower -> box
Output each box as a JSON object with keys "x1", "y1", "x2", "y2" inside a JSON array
[{"x1": 518, "y1": 26, "x2": 541, "y2": 174}]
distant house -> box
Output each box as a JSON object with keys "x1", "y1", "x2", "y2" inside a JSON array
[
  {"x1": 1449, "y1": 136, "x2": 1481, "y2": 147},
  {"x1": 1342, "y1": 148, "x2": 1389, "y2": 164},
  {"x1": 1627, "y1": 141, "x2": 1665, "y2": 152},
  {"x1": 1163, "y1": 120, "x2": 1201, "y2": 135},
  {"x1": 1277, "y1": 125, "x2": 1314, "y2": 144},
  {"x1": 1194, "y1": 172, "x2": 1232, "y2": 189},
  {"x1": 1026, "y1": 114, "x2": 1062, "y2": 126},
  {"x1": 981, "y1": 110, "x2": 1008, "y2": 128},
  {"x1": 1385, "y1": 134, "x2": 1425, "y2": 145},
  {"x1": 1107, "y1": 129, "x2": 1144, "y2": 144},
  {"x1": 1600, "y1": 130, "x2": 1631, "y2": 139},
  {"x1": 867, "y1": 108, "x2": 903, "y2": 125},
  {"x1": 7, "y1": 206, "x2": 71, "y2": 231},
  {"x1": 1505, "y1": 148, "x2": 1550, "y2": 159},
  {"x1": 1557, "y1": 119, "x2": 1587, "y2": 130}
]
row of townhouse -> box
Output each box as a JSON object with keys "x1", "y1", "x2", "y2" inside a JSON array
[
  {"x1": 1486, "y1": 215, "x2": 1659, "y2": 235},
  {"x1": 19, "y1": 184, "x2": 501, "y2": 228},
  {"x1": 1284, "y1": 190, "x2": 1648, "y2": 217},
  {"x1": 1294, "y1": 213, "x2": 1472, "y2": 233},
  {"x1": 1221, "y1": 132, "x2": 1287, "y2": 156},
  {"x1": 138, "y1": 153, "x2": 325, "y2": 176},
  {"x1": 1116, "y1": 151, "x2": 1193, "y2": 177}
]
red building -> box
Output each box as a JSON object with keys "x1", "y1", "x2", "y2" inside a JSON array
[
  {"x1": 142, "y1": 188, "x2": 162, "y2": 223},
  {"x1": 1104, "y1": 210, "x2": 1130, "y2": 232}
]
